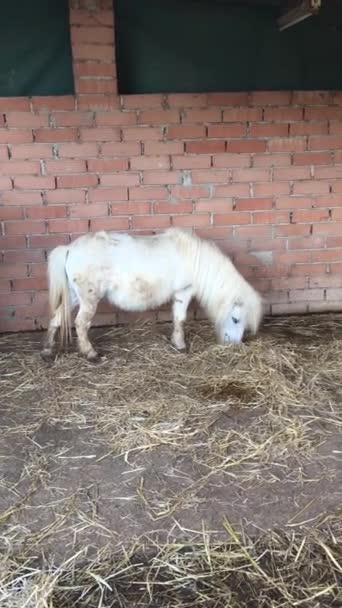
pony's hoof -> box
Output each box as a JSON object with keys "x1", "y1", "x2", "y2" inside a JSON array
[
  {"x1": 40, "y1": 349, "x2": 55, "y2": 363},
  {"x1": 171, "y1": 343, "x2": 188, "y2": 354},
  {"x1": 86, "y1": 351, "x2": 101, "y2": 363}
]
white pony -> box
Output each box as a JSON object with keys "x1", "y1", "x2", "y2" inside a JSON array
[{"x1": 41, "y1": 228, "x2": 263, "y2": 361}]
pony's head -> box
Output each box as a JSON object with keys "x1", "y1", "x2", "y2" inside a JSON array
[{"x1": 215, "y1": 293, "x2": 263, "y2": 345}]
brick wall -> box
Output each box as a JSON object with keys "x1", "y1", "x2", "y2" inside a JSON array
[{"x1": 1, "y1": 0, "x2": 342, "y2": 333}]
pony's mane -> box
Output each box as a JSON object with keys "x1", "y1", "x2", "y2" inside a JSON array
[{"x1": 165, "y1": 228, "x2": 263, "y2": 333}]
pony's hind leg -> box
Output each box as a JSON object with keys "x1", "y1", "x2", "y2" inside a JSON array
[
  {"x1": 75, "y1": 295, "x2": 99, "y2": 361},
  {"x1": 41, "y1": 306, "x2": 62, "y2": 361},
  {"x1": 171, "y1": 286, "x2": 193, "y2": 352}
]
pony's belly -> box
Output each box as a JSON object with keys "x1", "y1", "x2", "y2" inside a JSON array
[{"x1": 106, "y1": 277, "x2": 172, "y2": 312}]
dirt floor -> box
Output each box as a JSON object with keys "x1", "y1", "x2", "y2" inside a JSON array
[{"x1": 0, "y1": 314, "x2": 341, "y2": 606}]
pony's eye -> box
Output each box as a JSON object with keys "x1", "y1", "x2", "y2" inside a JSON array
[{"x1": 232, "y1": 316, "x2": 239, "y2": 324}]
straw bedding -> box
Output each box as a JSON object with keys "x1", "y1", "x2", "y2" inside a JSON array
[{"x1": 0, "y1": 313, "x2": 341, "y2": 607}]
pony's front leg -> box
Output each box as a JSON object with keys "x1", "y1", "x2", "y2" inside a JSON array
[
  {"x1": 171, "y1": 286, "x2": 193, "y2": 352},
  {"x1": 75, "y1": 299, "x2": 99, "y2": 361}
]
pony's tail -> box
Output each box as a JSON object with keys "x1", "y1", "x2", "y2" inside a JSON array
[{"x1": 47, "y1": 245, "x2": 72, "y2": 347}]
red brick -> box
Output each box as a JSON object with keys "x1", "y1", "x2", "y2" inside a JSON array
[
  {"x1": 293, "y1": 208, "x2": 330, "y2": 223},
  {"x1": 76, "y1": 79, "x2": 117, "y2": 95},
  {"x1": 0, "y1": 177, "x2": 12, "y2": 189},
  {"x1": 0, "y1": 161, "x2": 40, "y2": 175},
  {"x1": 208, "y1": 124, "x2": 246, "y2": 138},
  {"x1": 122, "y1": 127, "x2": 162, "y2": 141},
  {"x1": 253, "y1": 182, "x2": 291, "y2": 196},
  {"x1": 52, "y1": 112, "x2": 94, "y2": 127},
  {"x1": 73, "y1": 44, "x2": 114, "y2": 62},
  {"x1": 10, "y1": 143, "x2": 53, "y2": 159},
  {"x1": 223, "y1": 108, "x2": 262, "y2": 122},
  {"x1": 235, "y1": 225, "x2": 272, "y2": 239},
  {"x1": 275, "y1": 250, "x2": 311, "y2": 264},
  {"x1": 264, "y1": 107, "x2": 303, "y2": 121},
  {"x1": 46, "y1": 189, "x2": 86, "y2": 204},
  {"x1": 69, "y1": 203, "x2": 109, "y2": 218},
  {"x1": 167, "y1": 94, "x2": 207, "y2": 107},
  {"x1": 5, "y1": 112, "x2": 49, "y2": 128},
  {"x1": 330, "y1": 262, "x2": 342, "y2": 274},
  {"x1": 70, "y1": 9, "x2": 113, "y2": 26},
  {"x1": 252, "y1": 210, "x2": 289, "y2": 224},
  {"x1": 293, "y1": 181, "x2": 330, "y2": 195},
  {"x1": 0, "y1": 145, "x2": 8, "y2": 160},
  {"x1": 0, "y1": 293, "x2": 32, "y2": 306},
  {"x1": 327, "y1": 236, "x2": 342, "y2": 247},
  {"x1": 0, "y1": 207, "x2": 24, "y2": 220},
  {"x1": 30, "y1": 234, "x2": 69, "y2": 248},
  {"x1": 29, "y1": 263, "x2": 48, "y2": 278},
  {"x1": 122, "y1": 94, "x2": 164, "y2": 109},
  {"x1": 0, "y1": 98, "x2": 30, "y2": 111},
  {"x1": 143, "y1": 171, "x2": 181, "y2": 185},
  {"x1": 191, "y1": 170, "x2": 228, "y2": 183},
  {"x1": 88, "y1": 158, "x2": 128, "y2": 172},
  {"x1": 182, "y1": 109, "x2": 221, "y2": 123},
  {"x1": 275, "y1": 225, "x2": 311, "y2": 238},
  {"x1": 12, "y1": 277, "x2": 47, "y2": 291},
  {"x1": 154, "y1": 200, "x2": 193, "y2": 214},
  {"x1": 294, "y1": 92, "x2": 333, "y2": 105},
  {"x1": 101, "y1": 173, "x2": 140, "y2": 187},
  {"x1": 132, "y1": 215, "x2": 171, "y2": 229},
  {"x1": 331, "y1": 208, "x2": 342, "y2": 221},
  {"x1": 5, "y1": 220, "x2": 45, "y2": 235},
  {"x1": 290, "y1": 288, "x2": 324, "y2": 301},
  {"x1": 195, "y1": 199, "x2": 232, "y2": 213},
  {"x1": 290, "y1": 122, "x2": 328, "y2": 136},
  {"x1": 312, "y1": 222, "x2": 342, "y2": 235},
  {"x1": 130, "y1": 156, "x2": 170, "y2": 170},
  {"x1": 331, "y1": 181, "x2": 342, "y2": 193},
  {"x1": 88, "y1": 187, "x2": 128, "y2": 202},
  {"x1": 314, "y1": 166, "x2": 342, "y2": 179},
  {"x1": 232, "y1": 168, "x2": 270, "y2": 182},
  {"x1": 268, "y1": 138, "x2": 306, "y2": 152},
  {"x1": 213, "y1": 153, "x2": 251, "y2": 168},
  {"x1": 309, "y1": 273, "x2": 342, "y2": 287},
  {"x1": 195, "y1": 227, "x2": 233, "y2": 241},
  {"x1": 253, "y1": 154, "x2": 291, "y2": 167},
  {"x1": 235, "y1": 198, "x2": 273, "y2": 211},
  {"x1": 0, "y1": 235, "x2": 26, "y2": 249},
  {"x1": 311, "y1": 249, "x2": 342, "y2": 262},
  {"x1": 77, "y1": 95, "x2": 120, "y2": 111},
  {"x1": 139, "y1": 110, "x2": 180, "y2": 125},
  {"x1": 0, "y1": 130, "x2": 33, "y2": 144},
  {"x1": 31, "y1": 96, "x2": 75, "y2": 111},
  {"x1": 47, "y1": 219, "x2": 88, "y2": 233},
  {"x1": 273, "y1": 167, "x2": 311, "y2": 180},
  {"x1": 213, "y1": 212, "x2": 250, "y2": 226},
  {"x1": 309, "y1": 136, "x2": 342, "y2": 150},
  {"x1": 185, "y1": 141, "x2": 225, "y2": 154},
  {"x1": 172, "y1": 155, "x2": 211, "y2": 169},
  {"x1": 101, "y1": 142, "x2": 141, "y2": 156},
  {"x1": 80, "y1": 127, "x2": 120, "y2": 142},
  {"x1": 96, "y1": 111, "x2": 137, "y2": 126},
  {"x1": 58, "y1": 143, "x2": 98, "y2": 158},
  {"x1": 74, "y1": 62, "x2": 115, "y2": 78},
  {"x1": 144, "y1": 141, "x2": 184, "y2": 155},
  {"x1": 111, "y1": 201, "x2": 151, "y2": 215},
  {"x1": 305, "y1": 107, "x2": 342, "y2": 120},
  {"x1": 172, "y1": 214, "x2": 210, "y2": 227},
  {"x1": 34, "y1": 128, "x2": 78, "y2": 143},
  {"x1": 2, "y1": 190, "x2": 43, "y2": 205},
  {"x1": 275, "y1": 196, "x2": 313, "y2": 210},
  {"x1": 129, "y1": 186, "x2": 168, "y2": 200},
  {"x1": 293, "y1": 152, "x2": 332, "y2": 165},
  {"x1": 214, "y1": 184, "x2": 250, "y2": 197},
  {"x1": 328, "y1": 121, "x2": 342, "y2": 135},
  {"x1": 207, "y1": 92, "x2": 249, "y2": 106},
  {"x1": 45, "y1": 160, "x2": 87, "y2": 174},
  {"x1": 14, "y1": 176, "x2": 55, "y2": 190},
  {"x1": 316, "y1": 194, "x2": 342, "y2": 207},
  {"x1": 228, "y1": 140, "x2": 267, "y2": 153},
  {"x1": 169, "y1": 185, "x2": 209, "y2": 199},
  {"x1": 71, "y1": 25, "x2": 114, "y2": 44},
  {"x1": 57, "y1": 174, "x2": 98, "y2": 188},
  {"x1": 250, "y1": 123, "x2": 289, "y2": 137},
  {"x1": 167, "y1": 125, "x2": 206, "y2": 139},
  {"x1": 251, "y1": 91, "x2": 291, "y2": 105},
  {"x1": 25, "y1": 206, "x2": 67, "y2": 219}
]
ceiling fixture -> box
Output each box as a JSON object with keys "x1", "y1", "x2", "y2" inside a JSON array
[{"x1": 278, "y1": 0, "x2": 322, "y2": 31}]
